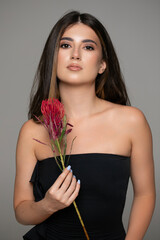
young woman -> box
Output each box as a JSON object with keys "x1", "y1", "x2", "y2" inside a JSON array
[{"x1": 14, "y1": 11, "x2": 155, "y2": 240}]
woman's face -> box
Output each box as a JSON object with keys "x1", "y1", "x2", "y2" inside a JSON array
[{"x1": 57, "y1": 23, "x2": 106, "y2": 85}]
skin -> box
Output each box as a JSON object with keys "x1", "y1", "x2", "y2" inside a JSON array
[{"x1": 14, "y1": 23, "x2": 155, "y2": 239}]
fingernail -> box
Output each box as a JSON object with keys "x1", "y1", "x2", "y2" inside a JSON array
[
  {"x1": 70, "y1": 169, "x2": 73, "y2": 173},
  {"x1": 67, "y1": 165, "x2": 71, "y2": 170},
  {"x1": 77, "y1": 179, "x2": 80, "y2": 184},
  {"x1": 73, "y1": 175, "x2": 76, "y2": 178}
]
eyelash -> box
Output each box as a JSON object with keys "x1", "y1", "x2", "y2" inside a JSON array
[
  {"x1": 84, "y1": 46, "x2": 94, "y2": 51},
  {"x1": 60, "y1": 43, "x2": 94, "y2": 51},
  {"x1": 60, "y1": 43, "x2": 71, "y2": 49}
]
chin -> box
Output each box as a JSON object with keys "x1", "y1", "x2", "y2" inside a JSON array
[
  {"x1": 58, "y1": 75, "x2": 80, "y2": 83},
  {"x1": 58, "y1": 74, "x2": 96, "y2": 85},
  {"x1": 60, "y1": 80, "x2": 84, "y2": 85}
]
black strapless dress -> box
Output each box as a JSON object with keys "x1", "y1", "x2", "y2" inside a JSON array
[{"x1": 23, "y1": 153, "x2": 130, "y2": 240}]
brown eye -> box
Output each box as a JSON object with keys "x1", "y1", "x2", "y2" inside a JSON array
[
  {"x1": 84, "y1": 46, "x2": 94, "y2": 51},
  {"x1": 60, "y1": 43, "x2": 71, "y2": 49}
]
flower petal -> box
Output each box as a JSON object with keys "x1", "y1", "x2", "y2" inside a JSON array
[{"x1": 33, "y1": 138, "x2": 48, "y2": 146}]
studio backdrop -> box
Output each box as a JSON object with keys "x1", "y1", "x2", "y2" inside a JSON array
[{"x1": 0, "y1": 0, "x2": 160, "y2": 239}]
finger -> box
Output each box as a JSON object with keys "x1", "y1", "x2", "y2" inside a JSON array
[
  {"x1": 59, "y1": 170, "x2": 73, "y2": 193},
  {"x1": 53, "y1": 165, "x2": 72, "y2": 190},
  {"x1": 64, "y1": 175, "x2": 77, "y2": 198},
  {"x1": 67, "y1": 180, "x2": 81, "y2": 205}
]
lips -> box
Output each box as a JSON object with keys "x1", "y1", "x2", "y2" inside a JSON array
[{"x1": 67, "y1": 63, "x2": 82, "y2": 71}]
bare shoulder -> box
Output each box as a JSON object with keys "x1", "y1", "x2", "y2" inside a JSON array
[
  {"x1": 19, "y1": 119, "x2": 40, "y2": 137},
  {"x1": 17, "y1": 119, "x2": 52, "y2": 162},
  {"x1": 102, "y1": 101, "x2": 152, "y2": 144},
  {"x1": 18, "y1": 119, "x2": 45, "y2": 144},
  {"x1": 105, "y1": 102, "x2": 148, "y2": 127},
  {"x1": 118, "y1": 105, "x2": 150, "y2": 131},
  {"x1": 16, "y1": 119, "x2": 44, "y2": 161},
  {"x1": 121, "y1": 105, "x2": 146, "y2": 121},
  {"x1": 110, "y1": 104, "x2": 152, "y2": 143}
]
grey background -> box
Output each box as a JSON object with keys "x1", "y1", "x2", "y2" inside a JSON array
[{"x1": 0, "y1": 0, "x2": 159, "y2": 239}]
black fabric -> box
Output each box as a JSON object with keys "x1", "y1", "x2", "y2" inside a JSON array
[{"x1": 23, "y1": 153, "x2": 130, "y2": 240}]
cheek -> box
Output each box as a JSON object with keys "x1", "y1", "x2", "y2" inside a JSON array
[
  {"x1": 86, "y1": 54, "x2": 102, "y2": 70},
  {"x1": 57, "y1": 48, "x2": 70, "y2": 64},
  {"x1": 57, "y1": 52, "x2": 65, "y2": 66},
  {"x1": 56, "y1": 56, "x2": 63, "y2": 79},
  {"x1": 56, "y1": 52, "x2": 67, "y2": 76}
]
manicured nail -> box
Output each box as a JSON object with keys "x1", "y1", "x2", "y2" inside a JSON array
[
  {"x1": 67, "y1": 165, "x2": 71, "y2": 170},
  {"x1": 70, "y1": 169, "x2": 73, "y2": 173},
  {"x1": 73, "y1": 175, "x2": 76, "y2": 178},
  {"x1": 77, "y1": 179, "x2": 80, "y2": 184}
]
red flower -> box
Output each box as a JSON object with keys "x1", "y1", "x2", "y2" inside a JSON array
[
  {"x1": 41, "y1": 98, "x2": 64, "y2": 127},
  {"x1": 41, "y1": 98, "x2": 72, "y2": 141}
]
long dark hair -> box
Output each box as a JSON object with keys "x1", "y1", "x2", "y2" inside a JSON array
[{"x1": 28, "y1": 11, "x2": 130, "y2": 120}]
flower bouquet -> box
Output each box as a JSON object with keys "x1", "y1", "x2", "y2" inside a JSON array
[{"x1": 33, "y1": 98, "x2": 89, "y2": 240}]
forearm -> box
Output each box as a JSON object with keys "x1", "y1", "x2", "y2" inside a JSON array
[
  {"x1": 125, "y1": 194, "x2": 155, "y2": 240},
  {"x1": 15, "y1": 198, "x2": 56, "y2": 225}
]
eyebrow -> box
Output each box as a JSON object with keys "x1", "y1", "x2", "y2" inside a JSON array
[{"x1": 60, "y1": 37, "x2": 97, "y2": 45}]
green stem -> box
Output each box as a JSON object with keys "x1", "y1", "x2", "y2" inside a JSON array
[
  {"x1": 55, "y1": 139, "x2": 90, "y2": 239},
  {"x1": 51, "y1": 142, "x2": 62, "y2": 171},
  {"x1": 73, "y1": 200, "x2": 90, "y2": 240},
  {"x1": 56, "y1": 139, "x2": 65, "y2": 170}
]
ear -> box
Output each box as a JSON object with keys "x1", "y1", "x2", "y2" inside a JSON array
[{"x1": 98, "y1": 60, "x2": 107, "y2": 74}]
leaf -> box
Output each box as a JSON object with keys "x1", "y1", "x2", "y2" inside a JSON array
[
  {"x1": 66, "y1": 136, "x2": 77, "y2": 166},
  {"x1": 33, "y1": 114, "x2": 48, "y2": 130},
  {"x1": 59, "y1": 125, "x2": 67, "y2": 144},
  {"x1": 50, "y1": 142, "x2": 55, "y2": 153},
  {"x1": 67, "y1": 122, "x2": 73, "y2": 127},
  {"x1": 54, "y1": 154, "x2": 63, "y2": 171},
  {"x1": 63, "y1": 115, "x2": 67, "y2": 126},
  {"x1": 66, "y1": 128, "x2": 72, "y2": 134},
  {"x1": 54, "y1": 139, "x2": 58, "y2": 149},
  {"x1": 63, "y1": 140, "x2": 67, "y2": 164},
  {"x1": 50, "y1": 115, "x2": 56, "y2": 141},
  {"x1": 33, "y1": 138, "x2": 48, "y2": 146}
]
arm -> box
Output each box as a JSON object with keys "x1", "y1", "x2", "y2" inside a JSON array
[
  {"x1": 125, "y1": 108, "x2": 156, "y2": 240},
  {"x1": 14, "y1": 120, "x2": 80, "y2": 225}
]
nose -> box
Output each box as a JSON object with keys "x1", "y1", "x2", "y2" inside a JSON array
[{"x1": 71, "y1": 47, "x2": 81, "y2": 60}]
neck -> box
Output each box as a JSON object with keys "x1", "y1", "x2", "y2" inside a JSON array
[{"x1": 59, "y1": 82, "x2": 101, "y2": 123}]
